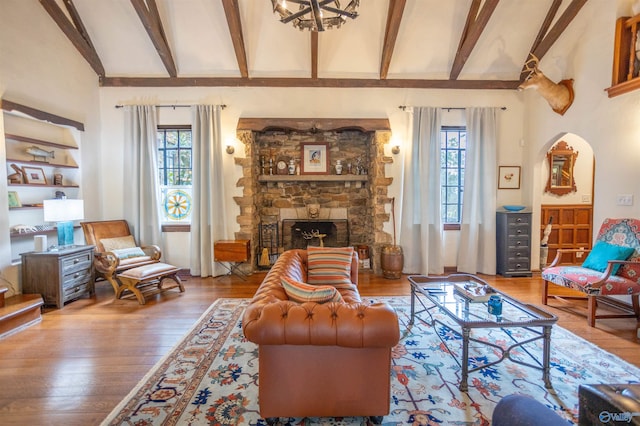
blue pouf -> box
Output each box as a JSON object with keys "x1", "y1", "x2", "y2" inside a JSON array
[{"x1": 492, "y1": 395, "x2": 568, "y2": 425}]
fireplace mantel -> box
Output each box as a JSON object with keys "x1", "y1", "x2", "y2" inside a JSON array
[
  {"x1": 258, "y1": 175, "x2": 368, "y2": 183},
  {"x1": 237, "y1": 118, "x2": 390, "y2": 132}
]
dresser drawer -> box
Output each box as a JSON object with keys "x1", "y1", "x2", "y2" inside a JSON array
[
  {"x1": 63, "y1": 282, "x2": 93, "y2": 301},
  {"x1": 62, "y1": 269, "x2": 93, "y2": 289},
  {"x1": 507, "y1": 235, "x2": 530, "y2": 249},
  {"x1": 61, "y1": 252, "x2": 93, "y2": 274},
  {"x1": 506, "y1": 258, "x2": 531, "y2": 271}
]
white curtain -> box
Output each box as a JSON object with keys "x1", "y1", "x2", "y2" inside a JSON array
[
  {"x1": 190, "y1": 105, "x2": 228, "y2": 277},
  {"x1": 456, "y1": 107, "x2": 498, "y2": 274},
  {"x1": 398, "y1": 107, "x2": 444, "y2": 275},
  {"x1": 123, "y1": 105, "x2": 162, "y2": 248}
]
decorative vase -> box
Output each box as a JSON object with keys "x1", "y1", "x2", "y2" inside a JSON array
[
  {"x1": 381, "y1": 245, "x2": 404, "y2": 279},
  {"x1": 288, "y1": 159, "x2": 296, "y2": 175},
  {"x1": 335, "y1": 160, "x2": 343, "y2": 175}
]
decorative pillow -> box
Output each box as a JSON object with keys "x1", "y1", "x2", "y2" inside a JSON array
[
  {"x1": 307, "y1": 246, "x2": 354, "y2": 286},
  {"x1": 111, "y1": 247, "x2": 146, "y2": 260},
  {"x1": 582, "y1": 241, "x2": 635, "y2": 275},
  {"x1": 100, "y1": 235, "x2": 137, "y2": 251},
  {"x1": 281, "y1": 276, "x2": 344, "y2": 304}
]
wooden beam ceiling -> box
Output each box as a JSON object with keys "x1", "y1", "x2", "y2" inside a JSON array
[
  {"x1": 38, "y1": 0, "x2": 588, "y2": 90},
  {"x1": 380, "y1": 0, "x2": 407, "y2": 80},
  {"x1": 520, "y1": 0, "x2": 563, "y2": 80},
  {"x1": 450, "y1": 0, "x2": 500, "y2": 80},
  {"x1": 221, "y1": 0, "x2": 249, "y2": 78},
  {"x1": 100, "y1": 76, "x2": 520, "y2": 89},
  {"x1": 130, "y1": 0, "x2": 177, "y2": 77},
  {"x1": 38, "y1": 0, "x2": 105, "y2": 77}
]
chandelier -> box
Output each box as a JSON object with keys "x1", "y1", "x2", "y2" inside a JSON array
[{"x1": 271, "y1": 0, "x2": 359, "y2": 32}]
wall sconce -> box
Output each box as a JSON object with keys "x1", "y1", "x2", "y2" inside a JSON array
[
  {"x1": 391, "y1": 145, "x2": 401, "y2": 155},
  {"x1": 226, "y1": 145, "x2": 235, "y2": 154}
]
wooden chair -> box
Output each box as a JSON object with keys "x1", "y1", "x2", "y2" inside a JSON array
[
  {"x1": 81, "y1": 220, "x2": 183, "y2": 304},
  {"x1": 541, "y1": 218, "x2": 640, "y2": 327}
]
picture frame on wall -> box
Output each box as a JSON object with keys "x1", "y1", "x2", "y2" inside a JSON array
[
  {"x1": 498, "y1": 166, "x2": 521, "y2": 189},
  {"x1": 300, "y1": 143, "x2": 329, "y2": 175},
  {"x1": 22, "y1": 166, "x2": 47, "y2": 185},
  {"x1": 8, "y1": 191, "x2": 21, "y2": 208}
]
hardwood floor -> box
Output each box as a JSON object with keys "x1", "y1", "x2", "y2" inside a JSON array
[{"x1": 1, "y1": 271, "x2": 639, "y2": 425}]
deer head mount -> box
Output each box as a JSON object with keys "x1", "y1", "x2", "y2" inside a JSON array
[{"x1": 518, "y1": 54, "x2": 575, "y2": 116}]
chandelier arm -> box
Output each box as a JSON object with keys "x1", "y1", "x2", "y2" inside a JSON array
[
  {"x1": 280, "y1": 7, "x2": 312, "y2": 23},
  {"x1": 309, "y1": 0, "x2": 325, "y2": 31},
  {"x1": 321, "y1": 6, "x2": 357, "y2": 18}
]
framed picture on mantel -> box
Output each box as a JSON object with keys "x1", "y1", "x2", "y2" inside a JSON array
[{"x1": 300, "y1": 143, "x2": 329, "y2": 175}]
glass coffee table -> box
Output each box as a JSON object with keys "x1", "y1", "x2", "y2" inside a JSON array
[{"x1": 408, "y1": 274, "x2": 558, "y2": 392}]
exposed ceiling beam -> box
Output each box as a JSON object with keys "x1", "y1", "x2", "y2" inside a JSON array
[
  {"x1": 130, "y1": 0, "x2": 177, "y2": 77},
  {"x1": 38, "y1": 0, "x2": 105, "y2": 77},
  {"x1": 380, "y1": 0, "x2": 407, "y2": 80},
  {"x1": 101, "y1": 76, "x2": 520, "y2": 90},
  {"x1": 311, "y1": 31, "x2": 319, "y2": 79},
  {"x1": 449, "y1": 0, "x2": 500, "y2": 80},
  {"x1": 221, "y1": 0, "x2": 249, "y2": 78},
  {"x1": 530, "y1": 0, "x2": 589, "y2": 61},
  {"x1": 519, "y1": 0, "x2": 562, "y2": 80}
]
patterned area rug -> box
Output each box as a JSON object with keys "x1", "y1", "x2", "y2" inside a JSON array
[{"x1": 102, "y1": 297, "x2": 640, "y2": 425}]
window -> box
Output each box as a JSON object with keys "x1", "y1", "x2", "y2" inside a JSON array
[
  {"x1": 158, "y1": 126, "x2": 193, "y2": 223},
  {"x1": 441, "y1": 126, "x2": 466, "y2": 226}
]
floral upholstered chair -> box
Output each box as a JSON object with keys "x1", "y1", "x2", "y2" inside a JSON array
[{"x1": 541, "y1": 218, "x2": 640, "y2": 327}]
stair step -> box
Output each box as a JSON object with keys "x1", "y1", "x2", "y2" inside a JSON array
[{"x1": 0, "y1": 294, "x2": 44, "y2": 339}]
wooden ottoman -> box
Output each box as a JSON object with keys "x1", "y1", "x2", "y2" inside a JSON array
[{"x1": 115, "y1": 263, "x2": 184, "y2": 304}]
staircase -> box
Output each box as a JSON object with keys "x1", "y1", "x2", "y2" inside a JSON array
[{"x1": 0, "y1": 287, "x2": 44, "y2": 339}]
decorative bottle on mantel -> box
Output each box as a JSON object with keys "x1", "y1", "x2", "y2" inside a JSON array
[
  {"x1": 288, "y1": 159, "x2": 296, "y2": 175},
  {"x1": 335, "y1": 160, "x2": 343, "y2": 175}
]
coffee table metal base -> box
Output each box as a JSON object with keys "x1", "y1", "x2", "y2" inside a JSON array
[{"x1": 408, "y1": 274, "x2": 557, "y2": 392}]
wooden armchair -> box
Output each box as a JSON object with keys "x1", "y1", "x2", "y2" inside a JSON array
[
  {"x1": 541, "y1": 218, "x2": 640, "y2": 327},
  {"x1": 81, "y1": 220, "x2": 161, "y2": 283}
]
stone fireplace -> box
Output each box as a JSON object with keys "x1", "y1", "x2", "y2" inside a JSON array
[{"x1": 232, "y1": 118, "x2": 395, "y2": 274}]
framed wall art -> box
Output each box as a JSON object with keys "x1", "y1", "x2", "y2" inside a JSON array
[
  {"x1": 22, "y1": 166, "x2": 47, "y2": 185},
  {"x1": 8, "y1": 191, "x2": 21, "y2": 208},
  {"x1": 498, "y1": 166, "x2": 521, "y2": 189},
  {"x1": 300, "y1": 143, "x2": 329, "y2": 175}
]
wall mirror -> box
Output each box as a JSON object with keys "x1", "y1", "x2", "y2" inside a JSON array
[{"x1": 545, "y1": 141, "x2": 578, "y2": 195}]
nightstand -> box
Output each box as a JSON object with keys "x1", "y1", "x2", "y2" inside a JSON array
[{"x1": 21, "y1": 245, "x2": 95, "y2": 308}]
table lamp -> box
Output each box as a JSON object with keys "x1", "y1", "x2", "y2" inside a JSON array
[{"x1": 43, "y1": 199, "x2": 84, "y2": 247}]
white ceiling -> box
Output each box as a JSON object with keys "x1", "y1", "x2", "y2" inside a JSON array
[{"x1": 47, "y1": 0, "x2": 585, "y2": 86}]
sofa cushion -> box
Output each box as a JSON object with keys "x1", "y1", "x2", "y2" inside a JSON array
[
  {"x1": 582, "y1": 241, "x2": 635, "y2": 275},
  {"x1": 281, "y1": 276, "x2": 344, "y2": 304},
  {"x1": 101, "y1": 235, "x2": 137, "y2": 251},
  {"x1": 307, "y1": 246, "x2": 354, "y2": 286}
]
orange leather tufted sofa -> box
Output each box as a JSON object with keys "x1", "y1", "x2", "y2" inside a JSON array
[{"x1": 242, "y1": 249, "x2": 400, "y2": 424}]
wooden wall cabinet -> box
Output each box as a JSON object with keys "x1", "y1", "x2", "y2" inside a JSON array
[
  {"x1": 606, "y1": 15, "x2": 640, "y2": 97},
  {"x1": 540, "y1": 204, "x2": 593, "y2": 265}
]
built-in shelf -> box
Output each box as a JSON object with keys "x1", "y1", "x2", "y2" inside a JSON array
[
  {"x1": 9, "y1": 205, "x2": 44, "y2": 210},
  {"x1": 9, "y1": 225, "x2": 80, "y2": 240},
  {"x1": 607, "y1": 14, "x2": 640, "y2": 97},
  {"x1": 5, "y1": 133, "x2": 78, "y2": 150},
  {"x1": 6, "y1": 158, "x2": 78, "y2": 169},
  {"x1": 8, "y1": 183, "x2": 79, "y2": 188},
  {"x1": 258, "y1": 175, "x2": 368, "y2": 183}
]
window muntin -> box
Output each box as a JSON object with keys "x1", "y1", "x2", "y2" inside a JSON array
[
  {"x1": 158, "y1": 126, "x2": 192, "y2": 223},
  {"x1": 441, "y1": 127, "x2": 466, "y2": 225}
]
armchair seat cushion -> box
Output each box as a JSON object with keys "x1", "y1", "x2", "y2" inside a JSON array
[{"x1": 542, "y1": 265, "x2": 640, "y2": 295}]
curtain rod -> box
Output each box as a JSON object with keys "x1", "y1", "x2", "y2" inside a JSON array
[
  {"x1": 398, "y1": 106, "x2": 507, "y2": 111},
  {"x1": 114, "y1": 104, "x2": 227, "y2": 109}
]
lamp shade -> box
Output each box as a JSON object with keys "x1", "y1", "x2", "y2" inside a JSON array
[{"x1": 43, "y1": 199, "x2": 84, "y2": 222}]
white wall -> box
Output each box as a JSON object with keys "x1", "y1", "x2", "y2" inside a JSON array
[
  {"x1": 0, "y1": 0, "x2": 101, "y2": 295},
  {"x1": 525, "y1": 0, "x2": 640, "y2": 270},
  {"x1": 98, "y1": 87, "x2": 525, "y2": 268}
]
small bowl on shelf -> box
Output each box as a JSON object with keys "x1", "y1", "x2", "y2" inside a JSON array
[{"x1": 502, "y1": 205, "x2": 526, "y2": 212}]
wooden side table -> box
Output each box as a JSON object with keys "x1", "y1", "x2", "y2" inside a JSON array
[
  {"x1": 214, "y1": 240, "x2": 250, "y2": 279},
  {"x1": 21, "y1": 245, "x2": 95, "y2": 308}
]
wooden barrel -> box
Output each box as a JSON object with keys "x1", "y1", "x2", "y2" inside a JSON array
[{"x1": 381, "y1": 245, "x2": 403, "y2": 279}]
